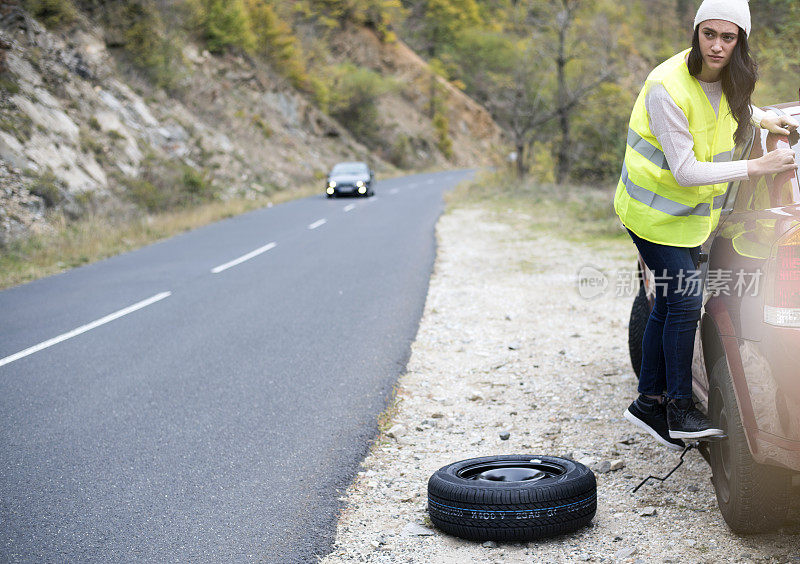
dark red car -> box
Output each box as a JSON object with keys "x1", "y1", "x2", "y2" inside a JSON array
[{"x1": 628, "y1": 100, "x2": 800, "y2": 532}]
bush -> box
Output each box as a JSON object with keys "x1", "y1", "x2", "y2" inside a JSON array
[
  {"x1": 122, "y1": 3, "x2": 186, "y2": 89},
  {"x1": 121, "y1": 154, "x2": 217, "y2": 212},
  {"x1": 125, "y1": 177, "x2": 164, "y2": 212},
  {"x1": 181, "y1": 165, "x2": 212, "y2": 200},
  {"x1": 27, "y1": 171, "x2": 65, "y2": 208},
  {"x1": 386, "y1": 133, "x2": 413, "y2": 168},
  {"x1": 188, "y1": 0, "x2": 256, "y2": 54},
  {"x1": 327, "y1": 63, "x2": 395, "y2": 142},
  {"x1": 23, "y1": 0, "x2": 78, "y2": 28},
  {"x1": 251, "y1": 114, "x2": 272, "y2": 138},
  {"x1": 0, "y1": 108, "x2": 34, "y2": 142},
  {"x1": 0, "y1": 74, "x2": 20, "y2": 95},
  {"x1": 433, "y1": 111, "x2": 453, "y2": 159}
]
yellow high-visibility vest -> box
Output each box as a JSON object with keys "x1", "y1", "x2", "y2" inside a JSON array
[{"x1": 614, "y1": 49, "x2": 736, "y2": 247}]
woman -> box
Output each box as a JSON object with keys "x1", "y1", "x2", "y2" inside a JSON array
[{"x1": 614, "y1": 0, "x2": 799, "y2": 451}]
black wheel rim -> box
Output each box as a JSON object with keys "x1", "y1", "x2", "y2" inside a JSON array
[
  {"x1": 711, "y1": 387, "x2": 732, "y2": 504},
  {"x1": 457, "y1": 459, "x2": 566, "y2": 483}
]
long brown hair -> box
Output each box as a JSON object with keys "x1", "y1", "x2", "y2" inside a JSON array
[{"x1": 687, "y1": 26, "x2": 758, "y2": 145}]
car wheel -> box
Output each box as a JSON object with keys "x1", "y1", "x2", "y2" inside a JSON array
[
  {"x1": 427, "y1": 455, "x2": 596, "y2": 541},
  {"x1": 628, "y1": 283, "x2": 650, "y2": 379},
  {"x1": 708, "y1": 356, "x2": 791, "y2": 533}
]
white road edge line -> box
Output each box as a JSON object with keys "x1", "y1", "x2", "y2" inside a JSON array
[
  {"x1": 308, "y1": 218, "x2": 327, "y2": 230},
  {"x1": 0, "y1": 291, "x2": 172, "y2": 368},
  {"x1": 343, "y1": 204, "x2": 356, "y2": 212},
  {"x1": 211, "y1": 242, "x2": 277, "y2": 274}
]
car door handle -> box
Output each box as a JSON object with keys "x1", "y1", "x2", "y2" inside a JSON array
[{"x1": 698, "y1": 252, "x2": 709, "y2": 264}]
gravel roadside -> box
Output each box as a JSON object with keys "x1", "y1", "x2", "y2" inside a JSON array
[{"x1": 320, "y1": 204, "x2": 800, "y2": 563}]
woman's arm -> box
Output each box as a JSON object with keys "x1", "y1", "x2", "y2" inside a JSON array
[{"x1": 645, "y1": 84, "x2": 749, "y2": 187}]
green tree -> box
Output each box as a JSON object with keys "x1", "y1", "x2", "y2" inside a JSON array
[
  {"x1": 244, "y1": 0, "x2": 312, "y2": 90},
  {"x1": 403, "y1": 0, "x2": 483, "y2": 57},
  {"x1": 189, "y1": 0, "x2": 256, "y2": 54},
  {"x1": 306, "y1": 0, "x2": 404, "y2": 39}
]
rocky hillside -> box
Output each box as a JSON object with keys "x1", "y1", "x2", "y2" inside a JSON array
[{"x1": 0, "y1": 2, "x2": 503, "y2": 246}]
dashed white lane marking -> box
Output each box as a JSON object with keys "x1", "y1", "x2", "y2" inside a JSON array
[
  {"x1": 426, "y1": 179, "x2": 435, "y2": 185},
  {"x1": 389, "y1": 188, "x2": 399, "y2": 194},
  {"x1": 343, "y1": 204, "x2": 356, "y2": 212},
  {"x1": 211, "y1": 242, "x2": 277, "y2": 274},
  {"x1": 308, "y1": 218, "x2": 327, "y2": 230},
  {"x1": 0, "y1": 292, "x2": 172, "y2": 368}
]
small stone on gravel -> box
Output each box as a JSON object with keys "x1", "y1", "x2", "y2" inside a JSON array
[
  {"x1": 640, "y1": 507, "x2": 658, "y2": 516},
  {"x1": 499, "y1": 431, "x2": 510, "y2": 440},
  {"x1": 386, "y1": 424, "x2": 406, "y2": 439},
  {"x1": 614, "y1": 546, "x2": 637, "y2": 559},
  {"x1": 482, "y1": 541, "x2": 498, "y2": 548},
  {"x1": 403, "y1": 523, "x2": 435, "y2": 536}
]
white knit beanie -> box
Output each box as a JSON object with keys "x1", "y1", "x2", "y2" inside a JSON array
[{"x1": 694, "y1": 0, "x2": 752, "y2": 37}]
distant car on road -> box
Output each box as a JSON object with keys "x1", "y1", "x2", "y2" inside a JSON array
[{"x1": 326, "y1": 162, "x2": 374, "y2": 198}]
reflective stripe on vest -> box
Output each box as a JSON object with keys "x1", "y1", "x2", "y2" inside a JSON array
[
  {"x1": 627, "y1": 128, "x2": 670, "y2": 170},
  {"x1": 713, "y1": 150, "x2": 732, "y2": 163},
  {"x1": 627, "y1": 129, "x2": 733, "y2": 170},
  {"x1": 619, "y1": 163, "x2": 726, "y2": 217}
]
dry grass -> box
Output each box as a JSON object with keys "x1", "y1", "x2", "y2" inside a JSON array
[
  {"x1": 372, "y1": 384, "x2": 404, "y2": 450},
  {"x1": 0, "y1": 184, "x2": 318, "y2": 290},
  {"x1": 446, "y1": 169, "x2": 629, "y2": 244}
]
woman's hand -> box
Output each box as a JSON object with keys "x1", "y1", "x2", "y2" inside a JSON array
[
  {"x1": 760, "y1": 114, "x2": 800, "y2": 136},
  {"x1": 748, "y1": 148, "x2": 798, "y2": 177}
]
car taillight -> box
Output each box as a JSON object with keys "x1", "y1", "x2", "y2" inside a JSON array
[{"x1": 764, "y1": 226, "x2": 800, "y2": 327}]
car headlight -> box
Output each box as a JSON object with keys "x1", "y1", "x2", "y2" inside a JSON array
[
  {"x1": 326, "y1": 187, "x2": 334, "y2": 194},
  {"x1": 356, "y1": 180, "x2": 364, "y2": 187}
]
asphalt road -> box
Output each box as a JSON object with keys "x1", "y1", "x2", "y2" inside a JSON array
[{"x1": 0, "y1": 169, "x2": 474, "y2": 563}]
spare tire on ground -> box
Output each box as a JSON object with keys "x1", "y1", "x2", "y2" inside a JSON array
[{"x1": 427, "y1": 455, "x2": 596, "y2": 541}]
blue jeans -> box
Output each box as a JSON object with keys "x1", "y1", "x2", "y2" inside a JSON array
[{"x1": 626, "y1": 228, "x2": 702, "y2": 400}]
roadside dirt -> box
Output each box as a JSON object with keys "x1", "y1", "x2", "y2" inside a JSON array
[{"x1": 320, "y1": 205, "x2": 800, "y2": 563}]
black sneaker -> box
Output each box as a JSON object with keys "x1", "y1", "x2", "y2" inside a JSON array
[
  {"x1": 624, "y1": 395, "x2": 686, "y2": 451},
  {"x1": 667, "y1": 398, "x2": 725, "y2": 439}
]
